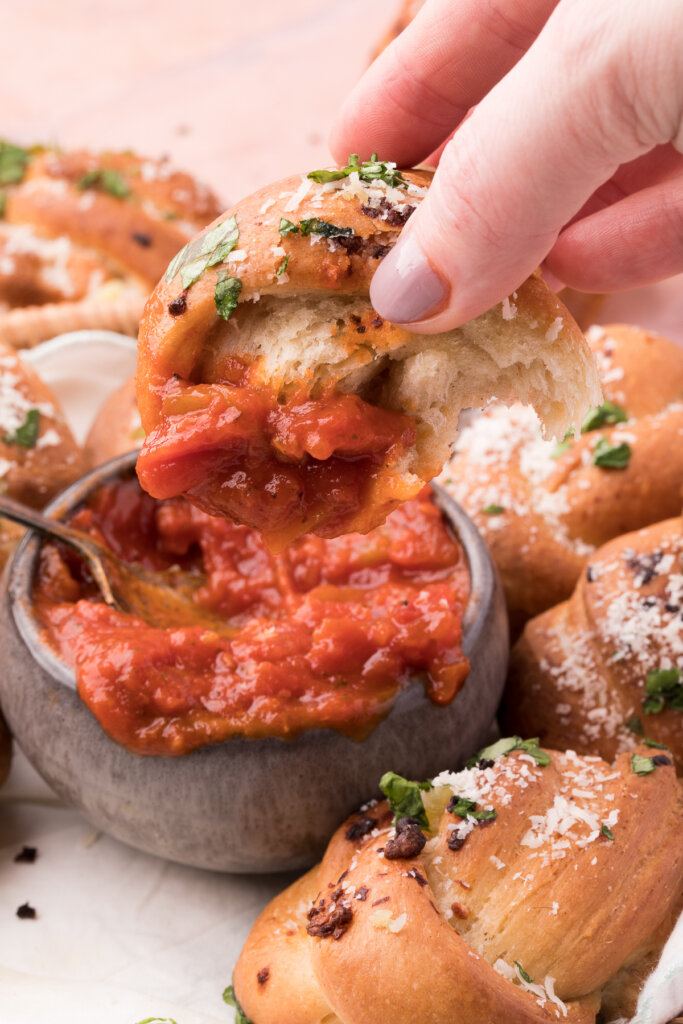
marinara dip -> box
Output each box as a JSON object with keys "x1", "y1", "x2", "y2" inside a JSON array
[
  {"x1": 136, "y1": 340, "x2": 419, "y2": 552},
  {"x1": 33, "y1": 474, "x2": 470, "y2": 756}
]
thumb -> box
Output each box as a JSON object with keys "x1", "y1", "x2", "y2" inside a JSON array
[{"x1": 370, "y1": 0, "x2": 683, "y2": 331}]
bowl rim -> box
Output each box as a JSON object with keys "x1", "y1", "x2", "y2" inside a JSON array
[{"x1": 6, "y1": 450, "x2": 497, "y2": 709}]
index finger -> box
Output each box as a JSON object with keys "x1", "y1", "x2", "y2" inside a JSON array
[{"x1": 330, "y1": 0, "x2": 558, "y2": 167}]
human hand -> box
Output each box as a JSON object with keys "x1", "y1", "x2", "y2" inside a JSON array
[{"x1": 330, "y1": 0, "x2": 683, "y2": 332}]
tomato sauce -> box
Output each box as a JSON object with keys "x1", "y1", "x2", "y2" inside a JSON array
[
  {"x1": 33, "y1": 476, "x2": 470, "y2": 756},
  {"x1": 136, "y1": 373, "x2": 419, "y2": 550}
]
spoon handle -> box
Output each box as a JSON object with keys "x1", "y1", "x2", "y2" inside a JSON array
[{"x1": 0, "y1": 494, "x2": 119, "y2": 609}]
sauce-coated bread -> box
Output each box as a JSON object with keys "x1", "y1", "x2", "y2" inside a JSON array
[
  {"x1": 232, "y1": 742, "x2": 683, "y2": 1024},
  {"x1": 136, "y1": 162, "x2": 600, "y2": 548}
]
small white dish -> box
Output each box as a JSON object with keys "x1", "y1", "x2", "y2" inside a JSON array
[{"x1": 22, "y1": 330, "x2": 137, "y2": 444}]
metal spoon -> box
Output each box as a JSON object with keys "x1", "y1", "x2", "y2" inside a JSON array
[{"x1": 0, "y1": 494, "x2": 217, "y2": 629}]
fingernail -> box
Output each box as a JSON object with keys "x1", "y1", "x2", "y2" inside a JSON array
[{"x1": 370, "y1": 232, "x2": 450, "y2": 324}]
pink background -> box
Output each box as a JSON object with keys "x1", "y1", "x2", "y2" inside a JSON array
[{"x1": 2, "y1": 0, "x2": 681, "y2": 338}]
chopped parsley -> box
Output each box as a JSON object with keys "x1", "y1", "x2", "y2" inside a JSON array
[
  {"x1": 223, "y1": 985, "x2": 254, "y2": 1024},
  {"x1": 214, "y1": 274, "x2": 242, "y2": 321},
  {"x1": 76, "y1": 168, "x2": 131, "y2": 199},
  {"x1": 581, "y1": 401, "x2": 628, "y2": 433},
  {"x1": 467, "y1": 736, "x2": 550, "y2": 768},
  {"x1": 448, "y1": 795, "x2": 496, "y2": 822},
  {"x1": 0, "y1": 140, "x2": 31, "y2": 186},
  {"x1": 600, "y1": 824, "x2": 615, "y2": 840},
  {"x1": 642, "y1": 667, "x2": 683, "y2": 714},
  {"x1": 514, "y1": 962, "x2": 534, "y2": 985},
  {"x1": 631, "y1": 752, "x2": 672, "y2": 775},
  {"x1": 308, "y1": 152, "x2": 408, "y2": 189},
  {"x1": 379, "y1": 771, "x2": 431, "y2": 828},
  {"x1": 135, "y1": 1018, "x2": 179, "y2": 1024},
  {"x1": 300, "y1": 217, "x2": 353, "y2": 238},
  {"x1": 625, "y1": 715, "x2": 644, "y2": 735},
  {"x1": 644, "y1": 737, "x2": 670, "y2": 750},
  {"x1": 481, "y1": 503, "x2": 504, "y2": 515},
  {"x1": 275, "y1": 255, "x2": 289, "y2": 277},
  {"x1": 279, "y1": 216, "x2": 354, "y2": 239},
  {"x1": 592, "y1": 437, "x2": 631, "y2": 469},
  {"x1": 3, "y1": 408, "x2": 40, "y2": 447},
  {"x1": 166, "y1": 215, "x2": 239, "y2": 288},
  {"x1": 0, "y1": 190, "x2": 6, "y2": 218},
  {"x1": 631, "y1": 753, "x2": 655, "y2": 776}
]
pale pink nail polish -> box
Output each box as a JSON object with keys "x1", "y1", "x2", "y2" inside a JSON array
[{"x1": 370, "y1": 232, "x2": 450, "y2": 324}]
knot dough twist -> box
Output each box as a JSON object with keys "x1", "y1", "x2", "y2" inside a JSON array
[
  {"x1": 505, "y1": 515, "x2": 683, "y2": 769},
  {"x1": 136, "y1": 165, "x2": 599, "y2": 547},
  {"x1": 439, "y1": 324, "x2": 683, "y2": 633},
  {"x1": 233, "y1": 744, "x2": 683, "y2": 1024},
  {"x1": 0, "y1": 145, "x2": 222, "y2": 310}
]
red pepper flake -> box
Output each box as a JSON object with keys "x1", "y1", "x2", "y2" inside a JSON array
[
  {"x1": 257, "y1": 966, "x2": 270, "y2": 986},
  {"x1": 406, "y1": 868, "x2": 428, "y2": 887},
  {"x1": 384, "y1": 819, "x2": 427, "y2": 860},
  {"x1": 306, "y1": 889, "x2": 353, "y2": 940},
  {"x1": 14, "y1": 846, "x2": 37, "y2": 864},
  {"x1": 345, "y1": 817, "x2": 377, "y2": 842},
  {"x1": 451, "y1": 902, "x2": 469, "y2": 919},
  {"x1": 448, "y1": 829, "x2": 467, "y2": 851},
  {"x1": 168, "y1": 293, "x2": 187, "y2": 317},
  {"x1": 355, "y1": 886, "x2": 369, "y2": 901},
  {"x1": 371, "y1": 896, "x2": 390, "y2": 907}
]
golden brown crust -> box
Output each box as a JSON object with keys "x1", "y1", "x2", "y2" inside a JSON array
[
  {"x1": 0, "y1": 145, "x2": 222, "y2": 314},
  {"x1": 234, "y1": 746, "x2": 683, "y2": 1024},
  {"x1": 504, "y1": 516, "x2": 683, "y2": 768},
  {"x1": 0, "y1": 340, "x2": 85, "y2": 507},
  {"x1": 137, "y1": 168, "x2": 594, "y2": 421},
  {"x1": 137, "y1": 168, "x2": 434, "y2": 415},
  {"x1": 439, "y1": 324, "x2": 683, "y2": 634}
]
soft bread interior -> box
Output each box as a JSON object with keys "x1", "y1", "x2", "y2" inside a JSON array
[{"x1": 203, "y1": 293, "x2": 602, "y2": 480}]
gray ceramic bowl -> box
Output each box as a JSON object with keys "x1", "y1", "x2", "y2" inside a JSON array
[{"x1": 0, "y1": 452, "x2": 508, "y2": 873}]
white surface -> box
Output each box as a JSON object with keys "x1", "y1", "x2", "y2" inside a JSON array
[
  {"x1": 0, "y1": 965, "x2": 221, "y2": 1024},
  {"x1": 1, "y1": 333, "x2": 681, "y2": 1023},
  {"x1": 0, "y1": 749, "x2": 288, "y2": 1024}
]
